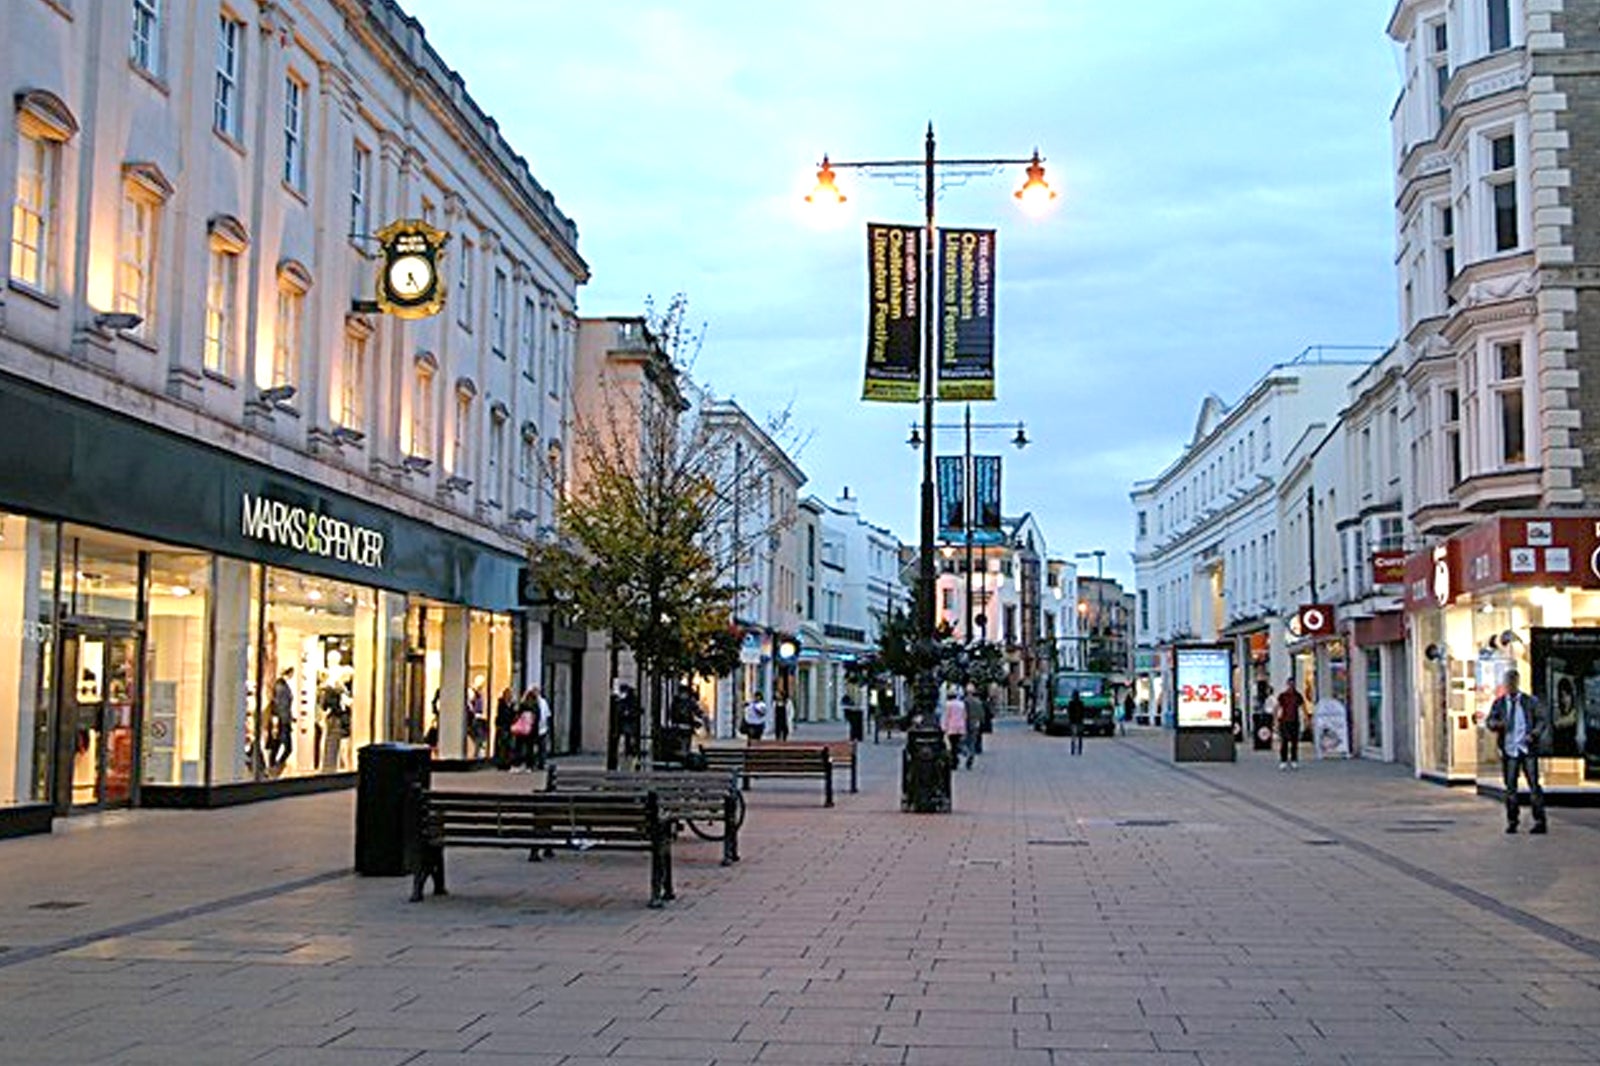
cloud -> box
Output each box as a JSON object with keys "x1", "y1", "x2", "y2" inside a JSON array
[{"x1": 399, "y1": 0, "x2": 1399, "y2": 583}]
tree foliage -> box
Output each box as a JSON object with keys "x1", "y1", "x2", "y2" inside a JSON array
[{"x1": 530, "y1": 299, "x2": 783, "y2": 710}]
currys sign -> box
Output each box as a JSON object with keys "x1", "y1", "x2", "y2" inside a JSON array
[{"x1": 240, "y1": 494, "x2": 386, "y2": 569}]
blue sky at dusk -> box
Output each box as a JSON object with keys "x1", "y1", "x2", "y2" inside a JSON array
[{"x1": 401, "y1": 0, "x2": 1402, "y2": 584}]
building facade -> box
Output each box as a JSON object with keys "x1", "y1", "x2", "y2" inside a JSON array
[
  {"x1": 1131, "y1": 354, "x2": 1373, "y2": 726},
  {"x1": 0, "y1": 0, "x2": 585, "y2": 829},
  {"x1": 1389, "y1": 0, "x2": 1600, "y2": 790},
  {"x1": 703, "y1": 400, "x2": 804, "y2": 737}
]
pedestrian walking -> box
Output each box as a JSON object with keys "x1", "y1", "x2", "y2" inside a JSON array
[
  {"x1": 742, "y1": 696, "x2": 767, "y2": 741},
  {"x1": 1121, "y1": 690, "x2": 1134, "y2": 736},
  {"x1": 1485, "y1": 668, "x2": 1550, "y2": 834},
  {"x1": 942, "y1": 686, "x2": 969, "y2": 768},
  {"x1": 1066, "y1": 690, "x2": 1086, "y2": 756},
  {"x1": 1275, "y1": 679, "x2": 1304, "y2": 770},
  {"x1": 493, "y1": 686, "x2": 517, "y2": 769},
  {"x1": 534, "y1": 685, "x2": 553, "y2": 770},
  {"x1": 773, "y1": 694, "x2": 791, "y2": 741},
  {"x1": 508, "y1": 686, "x2": 538, "y2": 773},
  {"x1": 962, "y1": 685, "x2": 980, "y2": 768}
]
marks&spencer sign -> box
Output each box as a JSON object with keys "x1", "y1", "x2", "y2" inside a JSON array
[{"x1": 240, "y1": 494, "x2": 386, "y2": 569}]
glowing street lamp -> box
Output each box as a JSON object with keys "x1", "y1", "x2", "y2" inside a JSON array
[{"x1": 804, "y1": 124, "x2": 1055, "y2": 813}]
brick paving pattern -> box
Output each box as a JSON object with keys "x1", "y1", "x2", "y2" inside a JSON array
[{"x1": 2, "y1": 721, "x2": 1599, "y2": 1064}]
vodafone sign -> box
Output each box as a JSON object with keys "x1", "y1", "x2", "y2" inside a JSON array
[{"x1": 1291, "y1": 603, "x2": 1335, "y2": 638}]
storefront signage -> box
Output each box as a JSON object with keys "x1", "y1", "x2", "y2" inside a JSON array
[
  {"x1": 375, "y1": 219, "x2": 448, "y2": 319},
  {"x1": 1174, "y1": 644, "x2": 1232, "y2": 728},
  {"x1": 1290, "y1": 604, "x2": 1335, "y2": 638},
  {"x1": 241, "y1": 494, "x2": 386, "y2": 569},
  {"x1": 1370, "y1": 550, "x2": 1406, "y2": 586}
]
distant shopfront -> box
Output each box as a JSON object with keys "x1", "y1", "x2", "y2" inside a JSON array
[
  {"x1": 1404, "y1": 513, "x2": 1600, "y2": 793},
  {"x1": 0, "y1": 374, "x2": 524, "y2": 834}
]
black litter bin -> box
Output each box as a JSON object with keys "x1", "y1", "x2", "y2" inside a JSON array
[
  {"x1": 901, "y1": 725, "x2": 951, "y2": 813},
  {"x1": 1251, "y1": 712, "x2": 1274, "y2": 751},
  {"x1": 355, "y1": 742, "x2": 431, "y2": 876}
]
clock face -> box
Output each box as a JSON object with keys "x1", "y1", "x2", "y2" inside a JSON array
[{"x1": 387, "y1": 254, "x2": 434, "y2": 300}]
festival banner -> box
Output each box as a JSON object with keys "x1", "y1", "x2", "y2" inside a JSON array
[
  {"x1": 863, "y1": 223, "x2": 922, "y2": 402},
  {"x1": 936, "y1": 455, "x2": 964, "y2": 540},
  {"x1": 972, "y1": 455, "x2": 1004, "y2": 546},
  {"x1": 936, "y1": 227, "x2": 997, "y2": 401}
]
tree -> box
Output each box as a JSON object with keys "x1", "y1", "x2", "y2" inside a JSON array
[{"x1": 530, "y1": 300, "x2": 784, "y2": 746}]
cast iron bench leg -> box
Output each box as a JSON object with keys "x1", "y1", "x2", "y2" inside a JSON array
[{"x1": 722, "y1": 792, "x2": 739, "y2": 865}]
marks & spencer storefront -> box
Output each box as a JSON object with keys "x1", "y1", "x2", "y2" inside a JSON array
[
  {"x1": 1405, "y1": 513, "x2": 1600, "y2": 795},
  {"x1": 0, "y1": 374, "x2": 524, "y2": 835}
]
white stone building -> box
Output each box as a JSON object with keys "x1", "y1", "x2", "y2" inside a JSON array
[
  {"x1": 0, "y1": 0, "x2": 585, "y2": 826},
  {"x1": 794, "y1": 490, "x2": 908, "y2": 724},
  {"x1": 1388, "y1": 0, "x2": 1600, "y2": 791},
  {"x1": 1130, "y1": 354, "x2": 1373, "y2": 723},
  {"x1": 703, "y1": 399, "x2": 804, "y2": 737}
]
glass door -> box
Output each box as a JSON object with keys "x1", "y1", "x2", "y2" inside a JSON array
[{"x1": 53, "y1": 625, "x2": 143, "y2": 811}]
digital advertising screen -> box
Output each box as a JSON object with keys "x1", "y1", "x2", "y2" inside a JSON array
[{"x1": 1175, "y1": 644, "x2": 1233, "y2": 729}]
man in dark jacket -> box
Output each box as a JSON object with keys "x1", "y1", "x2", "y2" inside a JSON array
[
  {"x1": 1066, "y1": 691, "x2": 1087, "y2": 756},
  {"x1": 1485, "y1": 668, "x2": 1550, "y2": 834}
]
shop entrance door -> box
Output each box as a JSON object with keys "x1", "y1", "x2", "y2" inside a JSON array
[{"x1": 53, "y1": 625, "x2": 143, "y2": 812}]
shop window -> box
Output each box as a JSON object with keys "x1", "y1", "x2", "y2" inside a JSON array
[
  {"x1": 0, "y1": 513, "x2": 57, "y2": 805},
  {"x1": 1365, "y1": 647, "x2": 1384, "y2": 749},
  {"x1": 142, "y1": 553, "x2": 210, "y2": 786},
  {"x1": 11, "y1": 92, "x2": 76, "y2": 293},
  {"x1": 117, "y1": 163, "x2": 172, "y2": 340},
  {"x1": 258, "y1": 570, "x2": 377, "y2": 779}
]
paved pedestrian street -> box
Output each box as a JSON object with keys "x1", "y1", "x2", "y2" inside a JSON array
[{"x1": 3, "y1": 723, "x2": 1600, "y2": 1065}]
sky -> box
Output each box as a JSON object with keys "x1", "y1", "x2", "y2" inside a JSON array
[{"x1": 401, "y1": 0, "x2": 1403, "y2": 586}]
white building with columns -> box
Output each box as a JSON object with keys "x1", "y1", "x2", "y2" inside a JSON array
[
  {"x1": 1130, "y1": 352, "x2": 1373, "y2": 723},
  {"x1": 0, "y1": 0, "x2": 585, "y2": 825}
]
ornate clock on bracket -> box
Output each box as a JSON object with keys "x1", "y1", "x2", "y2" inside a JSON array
[{"x1": 375, "y1": 219, "x2": 448, "y2": 319}]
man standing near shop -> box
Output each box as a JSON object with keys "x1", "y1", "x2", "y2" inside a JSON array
[
  {"x1": 1485, "y1": 668, "x2": 1550, "y2": 835},
  {"x1": 1275, "y1": 679, "x2": 1304, "y2": 771}
]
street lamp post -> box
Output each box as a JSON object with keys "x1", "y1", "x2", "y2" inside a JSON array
[
  {"x1": 809, "y1": 124, "x2": 1054, "y2": 813},
  {"x1": 908, "y1": 409, "x2": 1028, "y2": 645}
]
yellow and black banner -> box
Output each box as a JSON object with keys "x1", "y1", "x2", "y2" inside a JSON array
[
  {"x1": 936, "y1": 228, "x2": 996, "y2": 401},
  {"x1": 863, "y1": 223, "x2": 922, "y2": 402}
]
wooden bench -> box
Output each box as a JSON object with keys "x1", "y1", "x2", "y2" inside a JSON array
[
  {"x1": 750, "y1": 739, "x2": 858, "y2": 794},
  {"x1": 697, "y1": 745, "x2": 834, "y2": 807},
  {"x1": 409, "y1": 789, "x2": 673, "y2": 907},
  {"x1": 544, "y1": 767, "x2": 742, "y2": 865}
]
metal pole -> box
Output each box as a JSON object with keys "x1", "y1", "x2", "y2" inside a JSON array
[
  {"x1": 1305, "y1": 486, "x2": 1317, "y2": 601},
  {"x1": 964, "y1": 403, "x2": 974, "y2": 644},
  {"x1": 916, "y1": 122, "x2": 937, "y2": 723}
]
